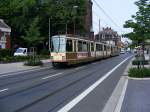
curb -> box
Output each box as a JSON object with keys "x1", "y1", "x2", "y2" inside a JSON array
[{"x1": 127, "y1": 76, "x2": 150, "y2": 80}]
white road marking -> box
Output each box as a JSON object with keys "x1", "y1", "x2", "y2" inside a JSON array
[
  {"x1": 42, "y1": 72, "x2": 63, "y2": 80},
  {"x1": 58, "y1": 56, "x2": 132, "y2": 112},
  {"x1": 0, "y1": 88, "x2": 9, "y2": 93},
  {"x1": 92, "y1": 62, "x2": 98, "y2": 65},
  {"x1": 0, "y1": 67, "x2": 50, "y2": 78},
  {"x1": 114, "y1": 79, "x2": 128, "y2": 112},
  {"x1": 75, "y1": 66, "x2": 86, "y2": 70}
]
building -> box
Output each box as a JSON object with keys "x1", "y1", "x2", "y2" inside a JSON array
[
  {"x1": 0, "y1": 19, "x2": 11, "y2": 49},
  {"x1": 95, "y1": 27, "x2": 121, "y2": 47}
]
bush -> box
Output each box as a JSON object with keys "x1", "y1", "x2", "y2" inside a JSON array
[
  {"x1": 0, "y1": 56, "x2": 30, "y2": 63},
  {"x1": 24, "y1": 58, "x2": 43, "y2": 66},
  {"x1": 128, "y1": 68, "x2": 150, "y2": 78},
  {"x1": 132, "y1": 60, "x2": 149, "y2": 65},
  {"x1": 0, "y1": 49, "x2": 14, "y2": 57}
]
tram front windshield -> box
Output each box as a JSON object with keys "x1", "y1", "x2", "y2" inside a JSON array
[{"x1": 51, "y1": 36, "x2": 66, "y2": 52}]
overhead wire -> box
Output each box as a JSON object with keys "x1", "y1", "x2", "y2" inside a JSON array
[
  {"x1": 93, "y1": 9, "x2": 111, "y2": 27},
  {"x1": 92, "y1": 0, "x2": 125, "y2": 34}
]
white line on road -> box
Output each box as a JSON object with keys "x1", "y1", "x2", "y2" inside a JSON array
[
  {"x1": 42, "y1": 72, "x2": 63, "y2": 80},
  {"x1": 0, "y1": 88, "x2": 9, "y2": 93},
  {"x1": 92, "y1": 62, "x2": 98, "y2": 65},
  {"x1": 114, "y1": 79, "x2": 128, "y2": 112},
  {"x1": 58, "y1": 56, "x2": 132, "y2": 112},
  {"x1": 0, "y1": 67, "x2": 50, "y2": 78}
]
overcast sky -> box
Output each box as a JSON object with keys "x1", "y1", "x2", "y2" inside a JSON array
[{"x1": 92, "y1": 0, "x2": 138, "y2": 35}]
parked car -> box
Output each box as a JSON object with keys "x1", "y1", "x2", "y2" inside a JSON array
[{"x1": 14, "y1": 48, "x2": 28, "y2": 56}]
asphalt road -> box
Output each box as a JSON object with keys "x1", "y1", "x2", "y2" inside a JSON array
[{"x1": 0, "y1": 53, "x2": 132, "y2": 112}]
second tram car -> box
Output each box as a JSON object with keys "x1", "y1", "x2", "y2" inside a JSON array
[{"x1": 51, "y1": 34, "x2": 119, "y2": 67}]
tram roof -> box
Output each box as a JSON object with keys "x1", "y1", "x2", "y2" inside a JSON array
[
  {"x1": 52, "y1": 34, "x2": 94, "y2": 41},
  {"x1": 52, "y1": 34, "x2": 116, "y2": 47}
]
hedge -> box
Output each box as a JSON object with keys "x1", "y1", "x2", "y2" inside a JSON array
[
  {"x1": 128, "y1": 68, "x2": 150, "y2": 78},
  {"x1": 0, "y1": 49, "x2": 14, "y2": 57},
  {"x1": 24, "y1": 59, "x2": 43, "y2": 66}
]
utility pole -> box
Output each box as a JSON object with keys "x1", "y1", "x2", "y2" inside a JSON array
[
  {"x1": 49, "y1": 18, "x2": 51, "y2": 57},
  {"x1": 73, "y1": 5, "x2": 78, "y2": 36},
  {"x1": 66, "y1": 23, "x2": 68, "y2": 35},
  {"x1": 99, "y1": 18, "x2": 100, "y2": 41}
]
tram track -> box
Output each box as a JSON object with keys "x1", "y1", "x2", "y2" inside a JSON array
[
  {"x1": 13, "y1": 61, "x2": 113, "y2": 112},
  {"x1": 0, "y1": 64, "x2": 90, "y2": 99},
  {"x1": 0, "y1": 69, "x2": 59, "y2": 88},
  {"x1": 16, "y1": 56, "x2": 131, "y2": 112},
  {"x1": 0, "y1": 66, "x2": 59, "y2": 86},
  {"x1": 0, "y1": 58, "x2": 114, "y2": 112},
  {"x1": 0, "y1": 54, "x2": 125, "y2": 98},
  {"x1": 0, "y1": 54, "x2": 132, "y2": 112},
  {"x1": 0, "y1": 53, "x2": 125, "y2": 89},
  {"x1": 0, "y1": 66, "x2": 53, "y2": 79}
]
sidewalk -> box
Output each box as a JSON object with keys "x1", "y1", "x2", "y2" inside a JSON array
[
  {"x1": 121, "y1": 54, "x2": 150, "y2": 112},
  {"x1": 121, "y1": 79, "x2": 150, "y2": 112},
  {"x1": 103, "y1": 54, "x2": 150, "y2": 112},
  {"x1": 0, "y1": 59, "x2": 51, "y2": 75}
]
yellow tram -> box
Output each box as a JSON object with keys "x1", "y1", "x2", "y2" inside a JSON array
[{"x1": 50, "y1": 34, "x2": 119, "y2": 67}]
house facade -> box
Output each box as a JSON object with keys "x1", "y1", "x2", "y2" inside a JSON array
[
  {"x1": 0, "y1": 19, "x2": 11, "y2": 49},
  {"x1": 95, "y1": 27, "x2": 122, "y2": 48}
]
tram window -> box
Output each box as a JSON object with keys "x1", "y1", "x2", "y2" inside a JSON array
[
  {"x1": 88, "y1": 43, "x2": 90, "y2": 51},
  {"x1": 91, "y1": 43, "x2": 94, "y2": 51},
  {"x1": 96, "y1": 44, "x2": 102, "y2": 51},
  {"x1": 107, "y1": 46, "x2": 110, "y2": 50},
  {"x1": 100, "y1": 44, "x2": 103, "y2": 51},
  {"x1": 104, "y1": 45, "x2": 107, "y2": 51},
  {"x1": 51, "y1": 37, "x2": 65, "y2": 52},
  {"x1": 78, "y1": 41, "x2": 82, "y2": 52},
  {"x1": 66, "y1": 39, "x2": 73, "y2": 52},
  {"x1": 96, "y1": 44, "x2": 99, "y2": 51},
  {"x1": 74, "y1": 40, "x2": 76, "y2": 52},
  {"x1": 83, "y1": 42, "x2": 87, "y2": 51}
]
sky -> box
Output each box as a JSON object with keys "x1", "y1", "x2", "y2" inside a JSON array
[{"x1": 92, "y1": 0, "x2": 138, "y2": 35}]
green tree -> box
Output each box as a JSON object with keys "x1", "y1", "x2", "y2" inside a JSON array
[
  {"x1": 22, "y1": 17, "x2": 43, "y2": 47},
  {"x1": 124, "y1": 0, "x2": 150, "y2": 68},
  {"x1": 0, "y1": 0, "x2": 87, "y2": 48},
  {"x1": 124, "y1": 0, "x2": 150, "y2": 46}
]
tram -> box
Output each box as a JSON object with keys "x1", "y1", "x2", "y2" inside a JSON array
[{"x1": 50, "y1": 34, "x2": 119, "y2": 67}]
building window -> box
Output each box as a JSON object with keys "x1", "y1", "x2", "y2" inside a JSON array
[{"x1": 1, "y1": 32, "x2": 6, "y2": 42}]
